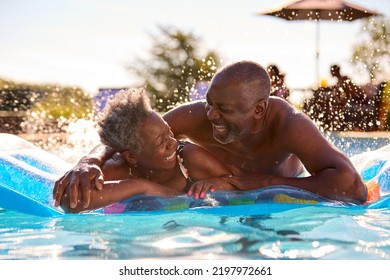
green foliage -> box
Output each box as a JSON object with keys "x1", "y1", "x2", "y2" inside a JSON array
[
  {"x1": 31, "y1": 86, "x2": 93, "y2": 120},
  {"x1": 0, "y1": 79, "x2": 93, "y2": 132},
  {"x1": 130, "y1": 26, "x2": 221, "y2": 112},
  {"x1": 380, "y1": 81, "x2": 390, "y2": 130},
  {"x1": 0, "y1": 80, "x2": 43, "y2": 111},
  {"x1": 26, "y1": 86, "x2": 94, "y2": 133},
  {"x1": 352, "y1": 17, "x2": 390, "y2": 83}
]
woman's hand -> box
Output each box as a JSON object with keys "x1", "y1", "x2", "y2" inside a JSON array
[{"x1": 187, "y1": 176, "x2": 237, "y2": 199}]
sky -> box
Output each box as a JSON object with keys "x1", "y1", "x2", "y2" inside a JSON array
[{"x1": 0, "y1": 0, "x2": 389, "y2": 98}]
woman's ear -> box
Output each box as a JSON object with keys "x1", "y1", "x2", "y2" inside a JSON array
[
  {"x1": 254, "y1": 99, "x2": 267, "y2": 119},
  {"x1": 121, "y1": 150, "x2": 137, "y2": 165}
]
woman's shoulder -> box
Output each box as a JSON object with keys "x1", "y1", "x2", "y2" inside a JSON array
[
  {"x1": 180, "y1": 141, "x2": 213, "y2": 163},
  {"x1": 179, "y1": 141, "x2": 229, "y2": 178},
  {"x1": 180, "y1": 141, "x2": 203, "y2": 154}
]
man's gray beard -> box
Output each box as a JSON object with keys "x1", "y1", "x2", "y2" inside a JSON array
[{"x1": 213, "y1": 131, "x2": 239, "y2": 145}]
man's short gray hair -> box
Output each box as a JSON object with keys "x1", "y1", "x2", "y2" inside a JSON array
[
  {"x1": 97, "y1": 88, "x2": 151, "y2": 153},
  {"x1": 218, "y1": 61, "x2": 271, "y2": 102}
]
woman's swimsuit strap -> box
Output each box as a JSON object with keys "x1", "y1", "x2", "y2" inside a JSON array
[{"x1": 176, "y1": 141, "x2": 194, "y2": 184}]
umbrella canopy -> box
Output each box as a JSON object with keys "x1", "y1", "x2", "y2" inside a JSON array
[{"x1": 258, "y1": 0, "x2": 382, "y2": 85}]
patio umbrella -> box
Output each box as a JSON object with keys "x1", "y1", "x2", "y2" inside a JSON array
[{"x1": 258, "y1": 0, "x2": 382, "y2": 86}]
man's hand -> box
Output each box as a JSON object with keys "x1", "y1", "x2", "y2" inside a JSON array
[{"x1": 53, "y1": 163, "x2": 104, "y2": 209}]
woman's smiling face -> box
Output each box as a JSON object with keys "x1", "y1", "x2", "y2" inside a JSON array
[{"x1": 136, "y1": 111, "x2": 178, "y2": 171}]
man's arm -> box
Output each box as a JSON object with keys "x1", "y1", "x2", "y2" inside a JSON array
[
  {"x1": 53, "y1": 143, "x2": 116, "y2": 208},
  {"x1": 228, "y1": 103, "x2": 366, "y2": 203},
  {"x1": 281, "y1": 108, "x2": 366, "y2": 203}
]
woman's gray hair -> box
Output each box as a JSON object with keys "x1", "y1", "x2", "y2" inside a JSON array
[{"x1": 97, "y1": 88, "x2": 151, "y2": 153}]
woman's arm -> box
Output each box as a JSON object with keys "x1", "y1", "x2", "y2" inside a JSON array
[{"x1": 61, "y1": 178, "x2": 184, "y2": 213}]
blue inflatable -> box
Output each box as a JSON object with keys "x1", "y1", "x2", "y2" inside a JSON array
[{"x1": 1, "y1": 133, "x2": 390, "y2": 217}]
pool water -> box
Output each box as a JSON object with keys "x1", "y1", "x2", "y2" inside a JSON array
[
  {"x1": 1, "y1": 135, "x2": 390, "y2": 260},
  {"x1": 328, "y1": 133, "x2": 390, "y2": 157}
]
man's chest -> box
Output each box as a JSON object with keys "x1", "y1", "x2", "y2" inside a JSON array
[{"x1": 202, "y1": 143, "x2": 290, "y2": 175}]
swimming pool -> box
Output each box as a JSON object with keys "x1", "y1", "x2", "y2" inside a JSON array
[{"x1": 1, "y1": 134, "x2": 390, "y2": 260}]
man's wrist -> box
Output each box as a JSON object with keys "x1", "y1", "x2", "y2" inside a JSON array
[{"x1": 78, "y1": 156, "x2": 101, "y2": 166}]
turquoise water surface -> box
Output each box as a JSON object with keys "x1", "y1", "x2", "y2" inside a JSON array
[{"x1": 1, "y1": 135, "x2": 390, "y2": 260}]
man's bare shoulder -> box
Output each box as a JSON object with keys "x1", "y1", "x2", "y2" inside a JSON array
[
  {"x1": 268, "y1": 96, "x2": 296, "y2": 111},
  {"x1": 267, "y1": 97, "x2": 299, "y2": 124},
  {"x1": 266, "y1": 97, "x2": 317, "y2": 138},
  {"x1": 163, "y1": 100, "x2": 206, "y2": 119},
  {"x1": 163, "y1": 100, "x2": 211, "y2": 140}
]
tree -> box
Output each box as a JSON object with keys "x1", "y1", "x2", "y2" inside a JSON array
[
  {"x1": 0, "y1": 80, "x2": 43, "y2": 111},
  {"x1": 130, "y1": 26, "x2": 221, "y2": 112},
  {"x1": 0, "y1": 79, "x2": 94, "y2": 134},
  {"x1": 351, "y1": 17, "x2": 390, "y2": 83},
  {"x1": 30, "y1": 86, "x2": 93, "y2": 120},
  {"x1": 24, "y1": 86, "x2": 94, "y2": 133}
]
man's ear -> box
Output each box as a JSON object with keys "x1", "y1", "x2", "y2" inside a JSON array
[
  {"x1": 121, "y1": 150, "x2": 137, "y2": 165},
  {"x1": 253, "y1": 99, "x2": 267, "y2": 119}
]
